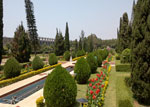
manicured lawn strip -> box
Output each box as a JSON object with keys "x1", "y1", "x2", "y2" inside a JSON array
[
  {"x1": 116, "y1": 72, "x2": 133, "y2": 107},
  {"x1": 103, "y1": 66, "x2": 116, "y2": 107}
]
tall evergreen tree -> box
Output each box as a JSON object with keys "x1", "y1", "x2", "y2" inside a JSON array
[
  {"x1": 54, "y1": 29, "x2": 65, "y2": 56},
  {"x1": 0, "y1": 0, "x2": 3, "y2": 64},
  {"x1": 25, "y1": 0, "x2": 39, "y2": 55},
  {"x1": 64, "y1": 22, "x2": 70, "y2": 51},
  {"x1": 81, "y1": 30, "x2": 85, "y2": 50},
  {"x1": 117, "y1": 13, "x2": 131, "y2": 53},
  {"x1": 78, "y1": 37, "x2": 82, "y2": 50},
  {"x1": 74, "y1": 39, "x2": 78, "y2": 52},
  {"x1": 11, "y1": 23, "x2": 31, "y2": 63},
  {"x1": 131, "y1": 0, "x2": 150, "y2": 104},
  {"x1": 89, "y1": 34, "x2": 94, "y2": 52}
]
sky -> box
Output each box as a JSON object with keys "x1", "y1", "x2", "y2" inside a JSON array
[{"x1": 3, "y1": 0, "x2": 135, "y2": 40}]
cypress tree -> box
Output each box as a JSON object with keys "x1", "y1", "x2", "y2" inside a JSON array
[
  {"x1": 117, "y1": 13, "x2": 131, "y2": 53},
  {"x1": 11, "y1": 23, "x2": 31, "y2": 63},
  {"x1": 89, "y1": 35, "x2": 93, "y2": 52},
  {"x1": 74, "y1": 39, "x2": 78, "y2": 52},
  {"x1": 78, "y1": 37, "x2": 82, "y2": 50},
  {"x1": 0, "y1": 0, "x2": 3, "y2": 64},
  {"x1": 25, "y1": 0, "x2": 39, "y2": 55},
  {"x1": 131, "y1": 0, "x2": 150, "y2": 104},
  {"x1": 81, "y1": 30, "x2": 85, "y2": 50},
  {"x1": 64, "y1": 22, "x2": 70, "y2": 51},
  {"x1": 54, "y1": 29, "x2": 65, "y2": 56}
]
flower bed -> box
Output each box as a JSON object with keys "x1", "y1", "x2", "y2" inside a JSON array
[
  {"x1": 72, "y1": 55, "x2": 87, "y2": 61},
  {"x1": 86, "y1": 60, "x2": 111, "y2": 107},
  {"x1": 0, "y1": 63, "x2": 61, "y2": 88}
]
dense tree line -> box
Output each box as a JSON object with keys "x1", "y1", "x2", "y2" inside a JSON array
[{"x1": 130, "y1": 0, "x2": 150, "y2": 104}]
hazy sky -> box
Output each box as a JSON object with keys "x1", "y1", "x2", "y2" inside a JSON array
[{"x1": 4, "y1": 0, "x2": 135, "y2": 40}]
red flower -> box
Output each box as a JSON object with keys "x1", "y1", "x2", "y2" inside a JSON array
[
  {"x1": 93, "y1": 85, "x2": 96, "y2": 89},
  {"x1": 96, "y1": 74, "x2": 101, "y2": 78},
  {"x1": 95, "y1": 78, "x2": 98, "y2": 81},
  {"x1": 101, "y1": 84, "x2": 104, "y2": 88},
  {"x1": 91, "y1": 79, "x2": 95, "y2": 82},
  {"x1": 95, "y1": 89, "x2": 100, "y2": 94},
  {"x1": 89, "y1": 83, "x2": 92, "y2": 87},
  {"x1": 100, "y1": 80, "x2": 102, "y2": 82},
  {"x1": 90, "y1": 90, "x2": 94, "y2": 95},
  {"x1": 102, "y1": 77, "x2": 104, "y2": 80},
  {"x1": 92, "y1": 95, "x2": 96, "y2": 100}
]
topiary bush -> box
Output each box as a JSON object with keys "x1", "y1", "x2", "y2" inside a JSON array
[
  {"x1": 86, "y1": 53, "x2": 98, "y2": 73},
  {"x1": 44, "y1": 65, "x2": 77, "y2": 107},
  {"x1": 76, "y1": 50, "x2": 86, "y2": 57},
  {"x1": 94, "y1": 51, "x2": 103, "y2": 67},
  {"x1": 32, "y1": 56, "x2": 44, "y2": 70},
  {"x1": 49, "y1": 53, "x2": 58, "y2": 65},
  {"x1": 74, "y1": 57, "x2": 91, "y2": 84},
  {"x1": 4, "y1": 57, "x2": 21, "y2": 78},
  {"x1": 121, "y1": 48, "x2": 131, "y2": 63},
  {"x1": 63, "y1": 51, "x2": 70, "y2": 61}
]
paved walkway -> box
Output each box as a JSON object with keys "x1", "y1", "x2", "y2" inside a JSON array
[{"x1": 0, "y1": 61, "x2": 75, "y2": 107}]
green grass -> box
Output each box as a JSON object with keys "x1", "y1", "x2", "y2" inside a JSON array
[
  {"x1": 103, "y1": 66, "x2": 116, "y2": 107},
  {"x1": 116, "y1": 73, "x2": 133, "y2": 107}
]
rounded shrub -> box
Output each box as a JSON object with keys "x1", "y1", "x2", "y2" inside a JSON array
[
  {"x1": 63, "y1": 51, "x2": 70, "y2": 61},
  {"x1": 4, "y1": 57, "x2": 21, "y2": 78},
  {"x1": 74, "y1": 57, "x2": 91, "y2": 84},
  {"x1": 76, "y1": 50, "x2": 85, "y2": 57},
  {"x1": 96, "y1": 54, "x2": 102, "y2": 67},
  {"x1": 86, "y1": 53, "x2": 98, "y2": 73},
  {"x1": 44, "y1": 65, "x2": 77, "y2": 107},
  {"x1": 49, "y1": 53, "x2": 58, "y2": 65},
  {"x1": 121, "y1": 48, "x2": 131, "y2": 63},
  {"x1": 32, "y1": 56, "x2": 44, "y2": 70}
]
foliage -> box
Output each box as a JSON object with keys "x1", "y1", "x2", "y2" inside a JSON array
[
  {"x1": 44, "y1": 65, "x2": 77, "y2": 107},
  {"x1": 4, "y1": 57, "x2": 21, "y2": 78},
  {"x1": 0, "y1": 63, "x2": 60, "y2": 88},
  {"x1": 11, "y1": 24, "x2": 31, "y2": 63},
  {"x1": 86, "y1": 53, "x2": 98, "y2": 73},
  {"x1": 71, "y1": 51, "x2": 76, "y2": 59},
  {"x1": 130, "y1": 0, "x2": 150, "y2": 103},
  {"x1": 74, "y1": 39, "x2": 78, "y2": 52},
  {"x1": 116, "y1": 64, "x2": 131, "y2": 72},
  {"x1": 76, "y1": 50, "x2": 85, "y2": 57},
  {"x1": 74, "y1": 58, "x2": 90, "y2": 84},
  {"x1": 63, "y1": 51, "x2": 70, "y2": 61},
  {"x1": 54, "y1": 29, "x2": 65, "y2": 56},
  {"x1": 32, "y1": 56, "x2": 44, "y2": 70},
  {"x1": 25, "y1": 0, "x2": 39, "y2": 55},
  {"x1": 0, "y1": 0, "x2": 3, "y2": 64},
  {"x1": 94, "y1": 50, "x2": 103, "y2": 67},
  {"x1": 121, "y1": 48, "x2": 131, "y2": 63},
  {"x1": 116, "y1": 54, "x2": 120, "y2": 60},
  {"x1": 117, "y1": 12, "x2": 132, "y2": 53},
  {"x1": 36, "y1": 96, "x2": 45, "y2": 107},
  {"x1": 64, "y1": 22, "x2": 70, "y2": 51},
  {"x1": 49, "y1": 53, "x2": 58, "y2": 65}
]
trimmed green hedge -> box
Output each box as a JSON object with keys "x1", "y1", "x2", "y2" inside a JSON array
[
  {"x1": 116, "y1": 64, "x2": 131, "y2": 72},
  {"x1": 0, "y1": 63, "x2": 61, "y2": 88}
]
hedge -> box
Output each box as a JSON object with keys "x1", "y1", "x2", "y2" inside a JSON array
[
  {"x1": 116, "y1": 64, "x2": 131, "y2": 72},
  {"x1": 0, "y1": 63, "x2": 61, "y2": 88},
  {"x1": 72, "y1": 55, "x2": 86, "y2": 61}
]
